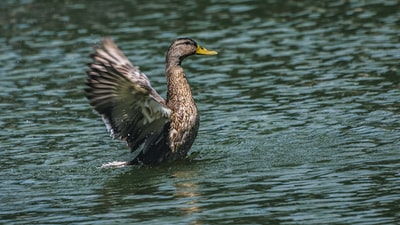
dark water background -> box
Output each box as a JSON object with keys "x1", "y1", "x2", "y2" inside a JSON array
[{"x1": 1, "y1": 0, "x2": 400, "y2": 224}]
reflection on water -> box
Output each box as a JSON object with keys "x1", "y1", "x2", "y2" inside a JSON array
[
  {"x1": 172, "y1": 171, "x2": 202, "y2": 216},
  {"x1": 96, "y1": 164, "x2": 204, "y2": 224},
  {"x1": 1, "y1": 0, "x2": 400, "y2": 224}
]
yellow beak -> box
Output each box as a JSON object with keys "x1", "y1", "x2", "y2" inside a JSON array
[{"x1": 196, "y1": 45, "x2": 218, "y2": 55}]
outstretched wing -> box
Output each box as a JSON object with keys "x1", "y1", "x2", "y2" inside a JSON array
[{"x1": 85, "y1": 38, "x2": 171, "y2": 153}]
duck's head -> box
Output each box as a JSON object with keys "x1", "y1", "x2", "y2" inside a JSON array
[{"x1": 166, "y1": 38, "x2": 217, "y2": 65}]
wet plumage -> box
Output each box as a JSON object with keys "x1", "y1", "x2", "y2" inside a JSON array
[{"x1": 85, "y1": 38, "x2": 217, "y2": 165}]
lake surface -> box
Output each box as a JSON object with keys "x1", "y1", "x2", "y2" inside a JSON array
[{"x1": 1, "y1": 0, "x2": 400, "y2": 224}]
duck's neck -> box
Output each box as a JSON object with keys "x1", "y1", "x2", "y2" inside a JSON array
[{"x1": 165, "y1": 62, "x2": 195, "y2": 108}]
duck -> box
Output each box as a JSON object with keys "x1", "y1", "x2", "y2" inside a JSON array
[{"x1": 85, "y1": 38, "x2": 217, "y2": 165}]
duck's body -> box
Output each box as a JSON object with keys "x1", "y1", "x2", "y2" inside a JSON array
[{"x1": 85, "y1": 38, "x2": 217, "y2": 165}]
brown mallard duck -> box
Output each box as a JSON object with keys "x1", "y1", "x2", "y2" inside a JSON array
[{"x1": 85, "y1": 38, "x2": 217, "y2": 165}]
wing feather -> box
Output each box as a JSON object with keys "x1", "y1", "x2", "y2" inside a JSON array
[{"x1": 86, "y1": 38, "x2": 171, "y2": 155}]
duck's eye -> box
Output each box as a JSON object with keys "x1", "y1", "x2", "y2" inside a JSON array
[{"x1": 184, "y1": 41, "x2": 192, "y2": 45}]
